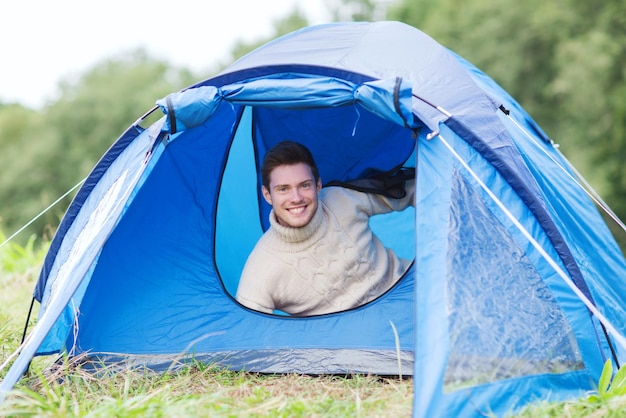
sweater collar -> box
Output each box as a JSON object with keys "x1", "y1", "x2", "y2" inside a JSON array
[{"x1": 268, "y1": 202, "x2": 325, "y2": 244}]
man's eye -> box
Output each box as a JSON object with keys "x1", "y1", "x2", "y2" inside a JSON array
[
  {"x1": 301, "y1": 183, "x2": 311, "y2": 189},
  {"x1": 278, "y1": 187, "x2": 288, "y2": 193}
]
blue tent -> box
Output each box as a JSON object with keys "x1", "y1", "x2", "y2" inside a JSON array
[{"x1": 3, "y1": 21, "x2": 626, "y2": 417}]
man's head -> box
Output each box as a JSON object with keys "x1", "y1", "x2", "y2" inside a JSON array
[
  {"x1": 261, "y1": 141, "x2": 322, "y2": 228},
  {"x1": 261, "y1": 141, "x2": 320, "y2": 189}
]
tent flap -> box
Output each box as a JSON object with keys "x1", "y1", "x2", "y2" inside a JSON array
[{"x1": 156, "y1": 76, "x2": 418, "y2": 133}]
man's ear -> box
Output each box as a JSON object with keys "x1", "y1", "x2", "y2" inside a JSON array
[
  {"x1": 317, "y1": 177, "x2": 322, "y2": 193},
  {"x1": 262, "y1": 186, "x2": 272, "y2": 205}
]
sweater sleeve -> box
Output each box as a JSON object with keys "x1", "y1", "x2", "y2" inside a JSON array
[
  {"x1": 366, "y1": 177, "x2": 415, "y2": 215},
  {"x1": 327, "y1": 177, "x2": 415, "y2": 217},
  {"x1": 236, "y1": 246, "x2": 276, "y2": 314}
]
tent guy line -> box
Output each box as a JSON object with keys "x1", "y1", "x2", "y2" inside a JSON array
[
  {"x1": 502, "y1": 109, "x2": 626, "y2": 233},
  {"x1": 0, "y1": 178, "x2": 86, "y2": 251}
]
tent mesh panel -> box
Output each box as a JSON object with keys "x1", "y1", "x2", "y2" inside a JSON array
[{"x1": 443, "y1": 172, "x2": 584, "y2": 392}]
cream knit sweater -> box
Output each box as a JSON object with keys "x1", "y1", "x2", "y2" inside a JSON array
[{"x1": 236, "y1": 180, "x2": 414, "y2": 316}]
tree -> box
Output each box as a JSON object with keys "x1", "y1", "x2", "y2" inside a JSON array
[
  {"x1": 0, "y1": 50, "x2": 196, "y2": 241},
  {"x1": 0, "y1": 103, "x2": 49, "y2": 239}
]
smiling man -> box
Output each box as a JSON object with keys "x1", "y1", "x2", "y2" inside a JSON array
[
  {"x1": 236, "y1": 141, "x2": 415, "y2": 316},
  {"x1": 262, "y1": 162, "x2": 321, "y2": 229}
]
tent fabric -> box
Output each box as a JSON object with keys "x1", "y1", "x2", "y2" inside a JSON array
[
  {"x1": 156, "y1": 77, "x2": 417, "y2": 133},
  {"x1": 3, "y1": 21, "x2": 626, "y2": 418}
]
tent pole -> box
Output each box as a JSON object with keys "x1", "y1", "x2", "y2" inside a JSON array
[
  {"x1": 20, "y1": 297, "x2": 35, "y2": 346},
  {"x1": 16, "y1": 297, "x2": 37, "y2": 378}
]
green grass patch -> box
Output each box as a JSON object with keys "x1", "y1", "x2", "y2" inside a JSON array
[{"x1": 1, "y1": 361, "x2": 413, "y2": 417}]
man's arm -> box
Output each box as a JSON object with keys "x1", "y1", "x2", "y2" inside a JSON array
[
  {"x1": 236, "y1": 250, "x2": 276, "y2": 314},
  {"x1": 356, "y1": 179, "x2": 415, "y2": 216},
  {"x1": 236, "y1": 293, "x2": 274, "y2": 314},
  {"x1": 322, "y1": 177, "x2": 415, "y2": 220},
  {"x1": 364, "y1": 177, "x2": 415, "y2": 215}
]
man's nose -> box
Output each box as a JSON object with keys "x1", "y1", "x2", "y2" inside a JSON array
[{"x1": 290, "y1": 187, "x2": 303, "y2": 201}]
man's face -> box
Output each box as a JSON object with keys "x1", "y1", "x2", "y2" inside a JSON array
[{"x1": 262, "y1": 163, "x2": 322, "y2": 228}]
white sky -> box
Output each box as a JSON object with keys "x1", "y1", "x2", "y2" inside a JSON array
[{"x1": 1, "y1": 0, "x2": 329, "y2": 109}]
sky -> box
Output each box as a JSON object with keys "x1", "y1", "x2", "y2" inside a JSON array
[{"x1": 1, "y1": 0, "x2": 329, "y2": 109}]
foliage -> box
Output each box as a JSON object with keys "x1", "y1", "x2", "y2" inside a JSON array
[
  {"x1": 0, "y1": 49, "x2": 197, "y2": 243},
  {"x1": 517, "y1": 360, "x2": 626, "y2": 416},
  {"x1": 0, "y1": 228, "x2": 47, "y2": 386},
  {"x1": 588, "y1": 360, "x2": 626, "y2": 404},
  {"x1": 0, "y1": 235, "x2": 46, "y2": 276}
]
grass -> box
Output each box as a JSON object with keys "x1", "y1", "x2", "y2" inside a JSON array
[
  {"x1": 1, "y1": 362, "x2": 413, "y2": 417},
  {"x1": 2, "y1": 229, "x2": 626, "y2": 417}
]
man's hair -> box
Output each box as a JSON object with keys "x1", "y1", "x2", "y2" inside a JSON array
[{"x1": 261, "y1": 141, "x2": 320, "y2": 189}]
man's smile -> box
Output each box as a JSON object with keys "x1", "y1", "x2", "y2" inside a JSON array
[{"x1": 287, "y1": 205, "x2": 307, "y2": 215}]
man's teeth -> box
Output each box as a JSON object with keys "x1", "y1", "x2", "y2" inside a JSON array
[{"x1": 289, "y1": 206, "x2": 305, "y2": 214}]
